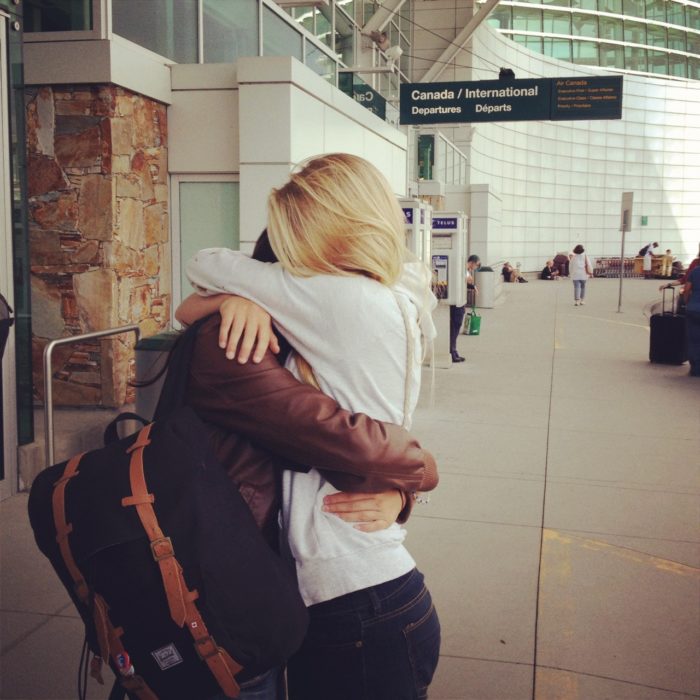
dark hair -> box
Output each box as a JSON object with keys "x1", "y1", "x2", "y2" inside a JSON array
[
  {"x1": 573, "y1": 244, "x2": 585, "y2": 254},
  {"x1": 467, "y1": 254, "x2": 480, "y2": 263}
]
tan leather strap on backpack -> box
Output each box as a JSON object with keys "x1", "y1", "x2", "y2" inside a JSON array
[
  {"x1": 51, "y1": 454, "x2": 158, "y2": 700},
  {"x1": 122, "y1": 424, "x2": 242, "y2": 698}
]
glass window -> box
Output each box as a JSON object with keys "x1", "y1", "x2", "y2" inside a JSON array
[
  {"x1": 600, "y1": 43, "x2": 625, "y2": 67},
  {"x1": 624, "y1": 20, "x2": 646, "y2": 45},
  {"x1": 668, "y1": 54, "x2": 687, "y2": 77},
  {"x1": 543, "y1": 10, "x2": 571, "y2": 33},
  {"x1": 335, "y1": 8, "x2": 355, "y2": 66},
  {"x1": 571, "y1": 14, "x2": 598, "y2": 37},
  {"x1": 203, "y1": 0, "x2": 259, "y2": 63},
  {"x1": 645, "y1": 0, "x2": 666, "y2": 22},
  {"x1": 647, "y1": 49, "x2": 668, "y2": 74},
  {"x1": 688, "y1": 6, "x2": 700, "y2": 30},
  {"x1": 572, "y1": 39, "x2": 599, "y2": 64},
  {"x1": 337, "y1": 0, "x2": 355, "y2": 23},
  {"x1": 489, "y1": 6, "x2": 513, "y2": 30},
  {"x1": 571, "y1": 0, "x2": 598, "y2": 9},
  {"x1": 625, "y1": 45, "x2": 647, "y2": 70},
  {"x1": 179, "y1": 182, "x2": 239, "y2": 305},
  {"x1": 291, "y1": 6, "x2": 315, "y2": 35},
  {"x1": 543, "y1": 0, "x2": 570, "y2": 6},
  {"x1": 514, "y1": 35, "x2": 544, "y2": 52},
  {"x1": 667, "y1": 28, "x2": 685, "y2": 51},
  {"x1": 263, "y1": 7, "x2": 303, "y2": 59},
  {"x1": 689, "y1": 56, "x2": 700, "y2": 80},
  {"x1": 305, "y1": 39, "x2": 337, "y2": 83},
  {"x1": 646, "y1": 24, "x2": 666, "y2": 48},
  {"x1": 598, "y1": 0, "x2": 622, "y2": 13},
  {"x1": 666, "y1": 2, "x2": 686, "y2": 27},
  {"x1": 623, "y1": 0, "x2": 645, "y2": 18},
  {"x1": 112, "y1": 0, "x2": 198, "y2": 63},
  {"x1": 686, "y1": 32, "x2": 700, "y2": 55},
  {"x1": 544, "y1": 38, "x2": 573, "y2": 60},
  {"x1": 24, "y1": 0, "x2": 93, "y2": 32},
  {"x1": 316, "y1": 7, "x2": 332, "y2": 48},
  {"x1": 599, "y1": 16, "x2": 623, "y2": 40},
  {"x1": 512, "y1": 8, "x2": 543, "y2": 31}
]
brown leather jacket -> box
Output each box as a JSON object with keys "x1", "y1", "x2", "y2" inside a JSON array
[{"x1": 186, "y1": 318, "x2": 438, "y2": 546}]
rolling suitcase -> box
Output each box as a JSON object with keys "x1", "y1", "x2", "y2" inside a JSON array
[{"x1": 649, "y1": 287, "x2": 686, "y2": 364}]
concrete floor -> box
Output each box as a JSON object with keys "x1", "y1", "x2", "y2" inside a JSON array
[{"x1": 1, "y1": 277, "x2": 699, "y2": 700}]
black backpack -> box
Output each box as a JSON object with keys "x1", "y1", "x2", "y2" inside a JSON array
[{"x1": 27, "y1": 319, "x2": 308, "y2": 700}]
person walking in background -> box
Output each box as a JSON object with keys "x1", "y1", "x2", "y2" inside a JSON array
[
  {"x1": 569, "y1": 244, "x2": 592, "y2": 306},
  {"x1": 450, "y1": 254, "x2": 480, "y2": 362}
]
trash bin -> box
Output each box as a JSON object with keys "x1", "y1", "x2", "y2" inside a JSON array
[
  {"x1": 474, "y1": 269, "x2": 496, "y2": 308},
  {"x1": 134, "y1": 330, "x2": 180, "y2": 420}
]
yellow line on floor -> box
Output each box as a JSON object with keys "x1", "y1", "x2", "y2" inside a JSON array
[
  {"x1": 543, "y1": 529, "x2": 699, "y2": 577},
  {"x1": 573, "y1": 314, "x2": 650, "y2": 331}
]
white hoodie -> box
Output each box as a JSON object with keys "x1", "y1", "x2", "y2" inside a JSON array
[{"x1": 186, "y1": 249, "x2": 436, "y2": 605}]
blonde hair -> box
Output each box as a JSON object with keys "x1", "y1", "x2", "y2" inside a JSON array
[{"x1": 266, "y1": 153, "x2": 406, "y2": 286}]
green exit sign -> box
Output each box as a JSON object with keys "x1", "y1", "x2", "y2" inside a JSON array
[{"x1": 641, "y1": 216, "x2": 648, "y2": 226}]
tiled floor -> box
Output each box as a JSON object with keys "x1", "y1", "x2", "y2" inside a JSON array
[{"x1": 1, "y1": 277, "x2": 699, "y2": 700}]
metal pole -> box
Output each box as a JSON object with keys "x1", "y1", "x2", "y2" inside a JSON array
[
  {"x1": 617, "y1": 230, "x2": 625, "y2": 313},
  {"x1": 43, "y1": 324, "x2": 140, "y2": 467}
]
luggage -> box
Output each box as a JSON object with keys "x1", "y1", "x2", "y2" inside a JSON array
[
  {"x1": 649, "y1": 287, "x2": 687, "y2": 365},
  {"x1": 28, "y1": 319, "x2": 309, "y2": 700}
]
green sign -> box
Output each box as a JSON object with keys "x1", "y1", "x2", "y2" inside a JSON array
[
  {"x1": 400, "y1": 76, "x2": 623, "y2": 125},
  {"x1": 641, "y1": 216, "x2": 648, "y2": 226},
  {"x1": 339, "y1": 74, "x2": 387, "y2": 121}
]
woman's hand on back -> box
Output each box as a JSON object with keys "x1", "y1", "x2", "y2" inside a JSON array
[
  {"x1": 322, "y1": 490, "x2": 405, "y2": 532},
  {"x1": 219, "y1": 295, "x2": 280, "y2": 363}
]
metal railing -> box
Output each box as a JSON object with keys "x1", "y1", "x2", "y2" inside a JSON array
[{"x1": 43, "y1": 324, "x2": 140, "y2": 466}]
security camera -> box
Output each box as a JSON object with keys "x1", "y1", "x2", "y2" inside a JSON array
[{"x1": 385, "y1": 45, "x2": 403, "y2": 69}]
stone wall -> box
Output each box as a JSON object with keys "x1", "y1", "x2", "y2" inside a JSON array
[{"x1": 26, "y1": 85, "x2": 170, "y2": 407}]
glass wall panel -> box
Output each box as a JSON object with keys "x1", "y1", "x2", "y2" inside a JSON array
[
  {"x1": 645, "y1": 0, "x2": 666, "y2": 22},
  {"x1": 543, "y1": 10, "x2": 571, "y2": 33},
  {"x1": 647, "y1": 49, "x2": 668, "y2": 74},
  {"x1": 113, "y1": 0, "x2": 198, "y2": 63},
  {"x1": 598, "y1": 0, "x2": 622, "y2": 13},
  {"x1": 688, "y1": 6, "x2": 700, "y2": 31},
  {"x1": 623, "y1": 0, "x2": 645, "y2": 19},
  {"x1": 599, "y1": 16, "x2": 623, "y2": 40},
  {"x1": 625, "y1": 45, "x2": 647, "y2": 70},
  {"x1": 668, "y1": 54, "x2": 687, "y2": 77},
  {"x1": 667, "y1": 28, "x2": 685, "y2": 51},
  {"x1": 686, "y1": 32, "x2": 700, "y2": 55},
  {"x1": 316, "y1": 7, "x2": 332, "y2": 47},
  {"x1": 291, "y1": 6, "x2": 315, "y2": 35},
  {"x1": 335, "y1": 8, "x2": 355, "y2": 65},
  {"x1": 666, "y1": 2, "x2": 685, "y2": 27},
  {"x1": 305, "y1": 39, "x2": 337, "y2": 83},
  {"x1": 624, "y1": 20, "x2": 646, "y2": 44},
  {"x1": 543, "y1": 0, "x2": 570, "y2": 6},
  {"x1": 24, "y1": 0, "x2": 92, "y2": 32},
  {"x1": 179, "y1": 182, "x2": 239, "y2": 306},
  {"x1": 263, "y1": 7, "x2": 303, "y2": 59},
  {"x1": 689, "y1": 56, "x2": 700, "y2": 80},
  {"x1": 489, "y1": 6, "x2": 513, "y2": 30},
  {"x1": 600, "y1": 43, "x2": 625, "y2": 67},
  {"x1": 337, "y1": 0, "x2": 355, "y2": 23},
  {"x1": 572, "y1": 39, "x2": 599, "y2": 64},
  {"x1": 203, "y1": 0, "x2": 259, "y2": 63},
  {"x1": 571, "y1": 14, "x2": 598, "y2": 37},
  {"x1": 544, "y1": 38, "x2": 573, "y2": 60},
  {"x1": 512, "y1": 8, "x2": 543, "y2": 31},
  {"x1": 514, "y1": 35, "x2": 544, "y2": 52},
  {"x1": 646, "y1": 24, "x2": 666, "y2": 48},
  {"x1": 571, "y1": 0, "x2": 598, "y2": 9}
]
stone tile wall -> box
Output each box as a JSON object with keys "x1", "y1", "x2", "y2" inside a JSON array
[{"x1": 26, "y1": 85, "x2": 170, "y2": 407}]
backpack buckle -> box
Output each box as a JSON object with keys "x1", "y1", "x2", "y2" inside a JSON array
[{"x1": 150, "y1": 537, "x2": 174, "y2": 561}]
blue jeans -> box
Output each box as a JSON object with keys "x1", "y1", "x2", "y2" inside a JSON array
[
  {"x1": 287, "y1": 568, "x2": 441, "y2": 700},
  {"x1": 573, "y1": 279, "x2": 587, "y2": 301},
  {"x1": 687, "y1": 311, "x2": 700, "y2": 376},
  {"x1": 208, "y1": 667, "x2": 284, "y2": 700}
]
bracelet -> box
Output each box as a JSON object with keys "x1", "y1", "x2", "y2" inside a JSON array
[{"x1": 412, "y1": 491, "x2": 431, "y2": 505}]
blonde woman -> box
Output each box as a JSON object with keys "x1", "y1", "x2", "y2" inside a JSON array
[{"x1": 179, "y1": 154, "x2": 440, "y2": 700}]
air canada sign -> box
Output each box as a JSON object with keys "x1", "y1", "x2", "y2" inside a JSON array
[{"x1": 400, "y1": 76, "x2": 622, "y2": 125}]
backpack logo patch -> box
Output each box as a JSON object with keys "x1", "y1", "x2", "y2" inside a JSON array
[{"x1": 151, "y1": 643, "x2": 183, "y2": 671}]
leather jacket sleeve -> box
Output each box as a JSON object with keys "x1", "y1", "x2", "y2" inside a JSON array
[{"x1": 186, "y1": 319, "x2": 438, "y2": 502}]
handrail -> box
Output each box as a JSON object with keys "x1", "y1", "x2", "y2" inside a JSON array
[{"x1": 43, "y1": 325, "x2": 140, "y2": 466}]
